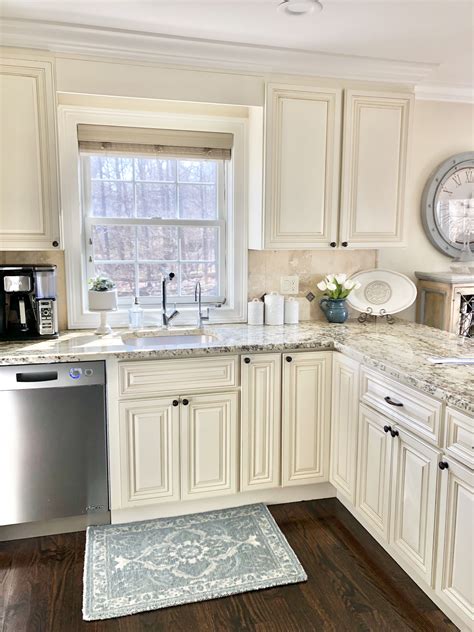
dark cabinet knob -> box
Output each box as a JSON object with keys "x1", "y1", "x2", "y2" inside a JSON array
[
  {"x1": 341, "y1": 241, "x2": 348, "y2": 247},
  {"x1": 383, "y1": 425, "x2": 392, "y2": 433},
  {"x1": 286, "y1": 356, "x2": 293, "y2": 363},
  {"x1": 172, "y1": 400, "x2": 179, "y2": 407},
  {"x1": 384, "y1": 396, "x2": 404, "y2": 407},
  {"x1": 330, "y1": 242, "x2": 337, "y2": 248},
  {"x1": 244, "y1": 357, "x2": 251, "y2": 364},
  {"x1": 438, "y1": 461, "x2": 449, "y2": 470},
  {"x1": 390, "y1": 429, "x2": 399, "y2": 438},
  {"x1": 52, "y1": 240, "x2": 59, "y2": 248},
  {"x1": 182, "y1": 399, "x2": 189, "y2": 406}
]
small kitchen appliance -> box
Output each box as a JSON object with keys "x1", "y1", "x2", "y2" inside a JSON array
[{"x1": 0, "y1": 264, "x2": 58, "y2": 340}]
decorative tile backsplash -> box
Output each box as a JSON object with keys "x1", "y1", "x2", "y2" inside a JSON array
[{"x1": 248, "y1": 249, "x2": 378, "y2": 321}]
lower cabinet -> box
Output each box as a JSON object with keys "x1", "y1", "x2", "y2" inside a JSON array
[
  {"x1": 282, "y1": 351, "x2": 331, "y2": 486},
  {"x1": 181, "y1": 392, "x2": 238, "y2": 500},
  {"x1": 436, "y1": 458, "x2": 474, "y2": 625}
]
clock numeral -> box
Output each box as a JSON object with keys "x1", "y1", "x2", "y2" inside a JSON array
[
  {"x1": 452, "y1": 173, "x2": 462, "y2": 187},
  {"x1": 442, "y1": 187, "x2": 453, "y2": 195},
  {"x1": 466, "y1": 169, "x2": 473, "y2": 183}
]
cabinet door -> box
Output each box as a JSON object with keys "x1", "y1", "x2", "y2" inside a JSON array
[
  {"x1": 436, "y1": 458, "x2": 474, "y2": 627},
  {"x1": 339, "y1": 90, "x2": 413, "y2": 247},
  {"x1": 282, "y1": 352, "x2": 331, "y2": 486},
  {"x1": 356, "y1": 404, "x2": 392, "y2": 541},
  {"x1": 0, "y1": 55, "x2": 60, "y2": 250},
  {"x1": 119, "y1": 398, "x2": 180, "y2": 506},
  {"x1": 181, "y1": 392, "x2": 238, "y2": 500},
  {"x1": 330, "y1": 354, "x2": 359, "y2": 503},
  {"x1": 390, "y1": 428, "x2": 441, "y2": 586},
  {"x1": 264, "y1": 83, "x2": 341, "y2": 249},
  {"x1": 241, "y1": 354, "x2": 282, "y2": 491}
]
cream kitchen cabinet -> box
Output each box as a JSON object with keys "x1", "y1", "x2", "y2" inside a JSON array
[
  {"x1": 240, "y1": 353, "x2": 282, "y2": 491},
  {"x1": 180, "y1": 392, "x2": 238, "y2": 500},
  {"x1": 339, "y1": 90, "x2": 413, "y2": 247},
  {"x1": 330, "y1": 353, "x2": 359, "y2": 503},
  {"x1": 282, "y1": 351, "x2": 331, "y2": 486},
  {"x1": 0, "y1": 53, "x2": 61, "y2": 250},
  {"x1": 436, "y1": 458, "x2": 474, "y2": 628}
]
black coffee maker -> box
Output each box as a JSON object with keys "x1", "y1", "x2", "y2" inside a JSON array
[{"x1": 0, "y1": 265, "x2": 58, "y2": 340}]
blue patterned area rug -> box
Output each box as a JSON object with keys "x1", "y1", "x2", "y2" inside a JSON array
[{"x1": 83, "y1": 503, "x2": 306, "y2": 620}]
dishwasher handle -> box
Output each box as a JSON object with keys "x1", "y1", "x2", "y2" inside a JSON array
[{"x1": 16, "y1": 371, "x2": 58, "y2": 383}]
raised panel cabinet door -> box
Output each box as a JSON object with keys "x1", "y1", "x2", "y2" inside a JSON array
[
  {"x1": 436, "y1": 458, "x2": 474, "y2": 628},
  {"x1": 282, "y1": 352, "x2": 331, "y2": 486},
  {"x1": 390, "y1": 428, "x2": 441, "y2": 586},
  {"x1": 339, "y1": 90, "x2": 413, "y2": 247},
  {"x1": 241, "y1": 354, "x2": 282, "y2": 491},
  {"x1": 356, "y1": 404, "x2": 393, "y2": 541},
  {"x1": 0, "y1": 56, "x2": 60, "y2": 250},
  {"x1": 264, "y1": 83, "x2": 342, "y2": 248},
  {"x1": 330, "y1": 354, "x2": 360, "y2": 503},
  {"x1": 181, "y1": 392, "x2": 238, "y2": 500},
  {"x1": 119, "y1": 398, "x2": 180, "y2": 506}
]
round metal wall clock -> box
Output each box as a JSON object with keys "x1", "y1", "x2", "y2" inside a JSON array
[{"x1": 421, "y1": 151, "x2": 474, "y2": 257}]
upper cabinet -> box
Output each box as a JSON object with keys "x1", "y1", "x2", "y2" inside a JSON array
[
  {"x1": 0, "y1": 54, "x2": 61, "y2": 250},
  {"x1": 250, "y1": 83, "x2": 413, "y2": 250},
  {"x1": 339, "y1": 90, "x2": 413, "y2": 248}
]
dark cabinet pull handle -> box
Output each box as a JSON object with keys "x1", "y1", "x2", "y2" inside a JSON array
[
  {"x1": 383, "y1": 425, "x2": 392, "y2": 433},
  {"x1": 439, "y1": 461, "x2": 449, "y2": 470},
  {"x1": 384, "y1": 396, "x2": 404, "y2": 407},
  {"x1": 244, "y1": 357, "x2": 251, "y2": 364},
  {"x1": 182, "y1": 399, "x2": 189, "y2": 406},
  {"x1": 390, "y1": 429, "x2": 399, "y2": 438},
  {"x1": 330, "y1": 242, "x2": 337, "y2": 248},
  {"x1": 172, "y1": 400, "x2": 179, "y2": 407},
  {"x1": 286, "y1": 356, "x2": 293, "y2": 363},
  {"x1": 341, "y1": 241, "x2": 348, "y2": 247},
  {"x1": 52, "y1": 240, "x2": 59, "y2": 248}
]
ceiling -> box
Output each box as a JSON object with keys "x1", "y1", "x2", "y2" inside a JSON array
[{"x1": 1, "y1": 0, "x2": 473, "y2": 89}]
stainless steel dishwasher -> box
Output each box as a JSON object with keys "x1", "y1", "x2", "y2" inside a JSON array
[{"x1": 0, "y1": 361, "x2": 110, "y2": 533}]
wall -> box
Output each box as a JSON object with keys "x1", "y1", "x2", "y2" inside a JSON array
[{"x1": 378, "y1": 99, "x2": 474, "y2": 320}]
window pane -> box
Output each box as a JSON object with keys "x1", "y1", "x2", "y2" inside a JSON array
[
  {"x1": 92, "y1": 225, "x2": 136, "y2": 261},
  {"x1": 178, "y1": 184, "x2": 217, "y2": 219},
  {"x1": 135, "y1": 158, "x2": 176, "y2": 182},
  {"x1": 91, "y1": 181, "x2": 134, "y2": 218},
  {"x1": 90, "y1": 156, "x2": 133, "y2": 181},
  {"x1": 138, "y1": 263, "x2": 178, "y2": 297},
  {"x1": 94, "y1": 263, "x2": 135, "y2": 297},
  {"x1": 137, "y1": 226, "x2": 178, "y2": 261},
  {"x1": 180, "y1": 226, "x2": 218, "y2": 261},
  {"x1": 178, "y1": 160, "x2": 216, "y2": 183},
  {"x1": 136, "y1": 183, "x2": 177, "y2": 219},
  {"x1": 180, "y1": 263, "x2": 217, "y2": 296}
]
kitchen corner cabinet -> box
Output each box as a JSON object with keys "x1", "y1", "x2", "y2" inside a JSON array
[
  {"x1": 0, "y1": 54, "x2": 61, "y2": 250},
  {"x1": 240, "y1": 353, "x2": 282, "y2": 491},
  {"x1": 282, "y1": 351, "x2": 331, "y2": 486}
]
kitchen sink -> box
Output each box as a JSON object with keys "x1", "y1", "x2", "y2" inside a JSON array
[{"x1": 121, "y1": 330, "x2": 216, "y2": 347}]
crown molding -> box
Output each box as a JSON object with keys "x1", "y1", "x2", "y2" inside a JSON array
[
  {"x1": 0, "y1": 17, "x2": 436, "y2": 85},
  {"x1": 415, "y1": 84, "x2": 474, "y2": 104}
]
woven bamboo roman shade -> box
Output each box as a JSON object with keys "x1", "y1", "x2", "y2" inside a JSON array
[{"x1": 77, "y1": 125, "x2": 233, "y2": 160}]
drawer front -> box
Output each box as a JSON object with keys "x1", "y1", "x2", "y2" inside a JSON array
[
  {"x1": 119, "y1": 356, "x2": 239, "y2": 398},
  {"x1": 360, "y1": 367, "x2": 442, "y2": 445},
  {"x1": 445, "y1": 407, "x2": 474, "y2": 469}
]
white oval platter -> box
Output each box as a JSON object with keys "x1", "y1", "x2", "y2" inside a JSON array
[{"x1": 347, "y1": 269, "x2": 417, "y2": 315}]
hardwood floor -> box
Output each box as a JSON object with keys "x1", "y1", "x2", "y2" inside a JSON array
[{"x1": 0, "y1": 499, "x2": 456, "y2": 632}]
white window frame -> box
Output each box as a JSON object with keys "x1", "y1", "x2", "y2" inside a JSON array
[
  {"x1": 81, "y1": 153, "x2": 227, "y2": 305},
  {"x1": 58, "y1": 105, "x2": 248, "y2": 328}
]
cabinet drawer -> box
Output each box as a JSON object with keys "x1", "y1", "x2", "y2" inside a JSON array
[
  {"x1": 119, "y1": 356, "x2": 239, "y2": 398},
  {"x1": 360, "y1": 367, "x2": 442, "y2": 445},
  {"x1": 444, "y1": 407, "x2": 474, "y2": 469}
]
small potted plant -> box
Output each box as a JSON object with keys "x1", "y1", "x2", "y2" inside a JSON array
[
  {"x1": 317, "y1": 273, "x2": 361, "y2": 323},
  {"x1": 88, "y1": 275, "x2": 118, "y2": 334}
]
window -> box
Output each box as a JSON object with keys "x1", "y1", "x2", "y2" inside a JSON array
[{"x1": 81, "y1": 153, "x2": 226, "y2": 304}]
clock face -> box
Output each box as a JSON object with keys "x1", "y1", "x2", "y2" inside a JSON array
[{"x1": 435, "y1": 165, "x2": 474, "y2": 246}]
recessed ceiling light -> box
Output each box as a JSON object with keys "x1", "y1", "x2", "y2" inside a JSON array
[{"x1": 277, "y1": 0, "x2": 323, "y2": 16}]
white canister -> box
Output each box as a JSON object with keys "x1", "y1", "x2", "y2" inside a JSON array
[
  {"x1": 284, "y1": 297, "x2": 299, "y2": 324},
  {"x1": 248, "y1": 298, "x2": 264, "y2": 325},
  {"x1": 264, "y1": 292, "x2": 284, "y2": 326}
]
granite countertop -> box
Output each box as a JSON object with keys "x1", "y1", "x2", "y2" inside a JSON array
[{"x1": 0, "y1": 319, "x2": 473, "y2": 415}]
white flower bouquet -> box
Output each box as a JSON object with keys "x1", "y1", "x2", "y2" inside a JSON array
[{"x1": 316, "y1": 273, "x2": 361, "y2": 299}]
